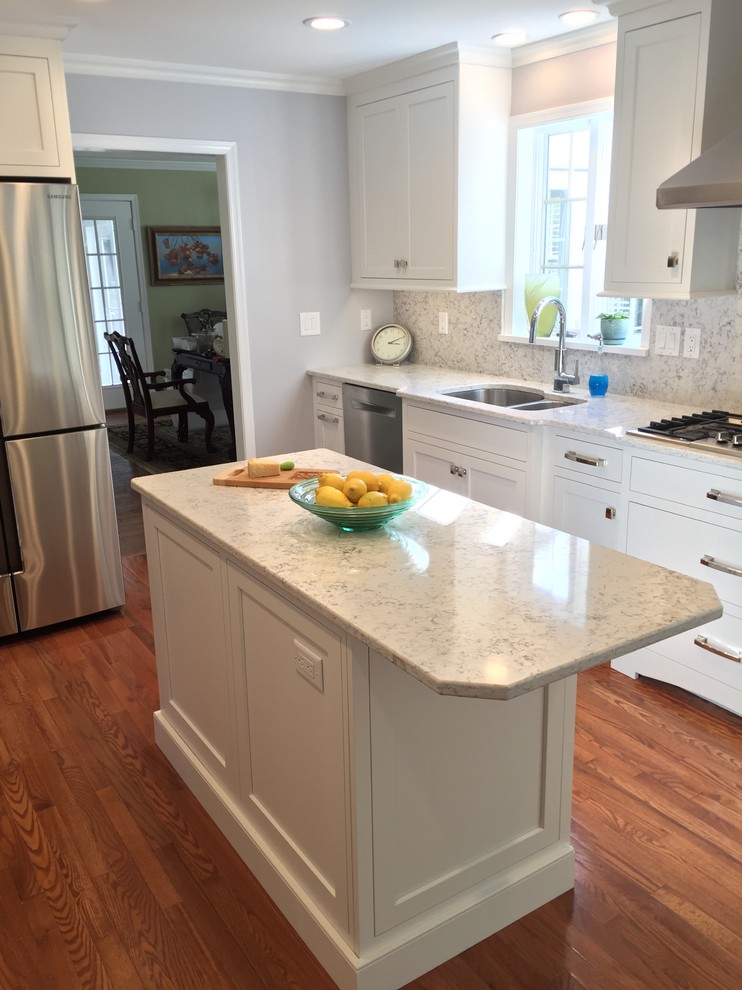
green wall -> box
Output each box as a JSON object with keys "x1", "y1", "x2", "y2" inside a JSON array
[{"x1": 76, "y1": 166, "x2": 226, "y2": 369}]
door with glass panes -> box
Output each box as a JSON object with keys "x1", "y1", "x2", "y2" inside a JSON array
[{"x1": 80, "y1": 195, "x2": 151, "y2": 410}]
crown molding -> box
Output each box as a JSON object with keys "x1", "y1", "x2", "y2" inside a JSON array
[
  {"x1": 0, "y1": 18, "x2": 77, "y2": 41},
  {"x1": 511, "y1": 22, "x2": 617, "y2": 67},
  {"x1": 62, "y1": 53, "x2": 345, "y2": 97},
  {"x1": 344, "y1": 42, "x2": 511, "y2": 96}
]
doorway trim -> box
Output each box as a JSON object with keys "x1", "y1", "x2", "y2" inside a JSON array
[{"x1": 72, "y1": 132, "x2": 255, "y2": 459}]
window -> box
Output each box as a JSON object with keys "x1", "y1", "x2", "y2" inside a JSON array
[{"x1": 504, "y1": 101, "x2": 648, "y2": 353}]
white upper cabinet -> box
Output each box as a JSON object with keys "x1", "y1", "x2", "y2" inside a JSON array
[
  {"x1": 346, "y1": 46, "x2": 510, "y2": 291},
  {"x1": 603, "y1": 0, "x2": 742, "y2": 298},
  {"x1": 0, "y1": 35, "x2": 75, "y2": 180}
]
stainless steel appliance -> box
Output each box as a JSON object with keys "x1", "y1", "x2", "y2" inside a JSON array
[
  {"x1": 627, "y1": 410, "x2": 742, "y2": 460},
  {"x1": 342, "y1": 383, "x2": 403, "y2": 473},
  {"x1": 0, "y1": 182, "x2": 124, "y2": 636}
]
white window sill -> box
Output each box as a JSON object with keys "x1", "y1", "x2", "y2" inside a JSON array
[{"x1": 497, "y1": 333, "x2": 649, "y2": 357}]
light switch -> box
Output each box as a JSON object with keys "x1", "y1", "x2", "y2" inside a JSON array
[
  {"x1": 300, "y1": 312, "x2": 321, "y2": 336},
  {"x1": 655, "y1": 324, "x2": 680, "y2": 356}
]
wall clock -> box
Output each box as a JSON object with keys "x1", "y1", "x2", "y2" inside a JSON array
[{"x1": 370, "y1": 323, "x2": 413, "y2": 365}]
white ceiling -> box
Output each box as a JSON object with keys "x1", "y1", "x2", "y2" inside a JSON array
[{"x1": 2, "y1": 1, "x2": 614, "y2": 82}]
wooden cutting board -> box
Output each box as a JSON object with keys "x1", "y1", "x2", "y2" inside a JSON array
[{"x1": 213, "y1": 466, "x2": 336, "y2": 489}]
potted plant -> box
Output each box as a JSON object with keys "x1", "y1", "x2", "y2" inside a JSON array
[{"x1": 596, "y1": 312, "x2": 629, "y2": 343}]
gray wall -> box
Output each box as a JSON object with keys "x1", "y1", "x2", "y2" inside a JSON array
[{"x1": 66, "y1": 74, "x2": 394, "y2": 457}]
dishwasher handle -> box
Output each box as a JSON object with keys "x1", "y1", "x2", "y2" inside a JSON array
[{"x1": 349, "y1": 398, "x2": 398, "y2": 417}]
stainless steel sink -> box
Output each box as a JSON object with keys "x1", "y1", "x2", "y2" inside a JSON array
[{"x1": 444, "y1": 386, "x2": 545, "y2": 406}]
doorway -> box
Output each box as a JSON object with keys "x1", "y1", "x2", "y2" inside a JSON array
[{"x1": 72, "y1": 133, "x2": 254, "y2": 462}]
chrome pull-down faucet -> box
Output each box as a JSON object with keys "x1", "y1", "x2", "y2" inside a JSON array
[{"x1": 528, "y1": 296, "x2": 580, "y2": 393}]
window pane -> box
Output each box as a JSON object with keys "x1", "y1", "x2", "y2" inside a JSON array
[
  {"x1": 101, "y1": 254, "x2": 120, "y2": 288},
  {"x1": 90, "y1": 287, "x2": 105, "y2": 322},
  {"x1": 95, "y1": 219, "x2": 117, "y2": 254},
  {"x1": 104, "y1": 287, "x2": 124, "y2": 320},
  {"x1": 86, "y1": 255, "x2": 101, "y2": 289},
  {"x1": 83, "y1": 219, "x2": 97, "y2": 255}
]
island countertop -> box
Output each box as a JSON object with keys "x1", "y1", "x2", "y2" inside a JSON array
[{"x1": 132, "y1": 449, "x2": 722, "y2": 700}]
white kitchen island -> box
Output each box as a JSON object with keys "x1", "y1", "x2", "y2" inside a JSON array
[{"x1": 133, "y1": 450, "x2": 721, "y2": 990}]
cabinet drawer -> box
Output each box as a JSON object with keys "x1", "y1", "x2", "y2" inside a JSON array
[
  {"x1": 551, "y1": 434, "x2": 624, "y2": 484},
  {"x1": 630, "y1": 456, "x2": 742, "y2": 524},
  {"x1": 406, "y1": 405, "x2": 528, "y2": 462},
  {"x1": 312, "y1": 379, "x2": 343, "y2": 410},
  {"x1": 645, "y1": 603, "x2": 742, "y2": 693},
  {"x1": 627, "y1": 502, "x2": 742, "y2": 607}
]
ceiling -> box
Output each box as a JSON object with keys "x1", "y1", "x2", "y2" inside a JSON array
[{"x1": 2, "y1": 1, "x2": 614, "y2": 83}]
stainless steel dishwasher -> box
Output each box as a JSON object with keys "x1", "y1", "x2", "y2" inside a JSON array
[{"x1": 342, "y1": 383, "x2": 403, "y2": 473}]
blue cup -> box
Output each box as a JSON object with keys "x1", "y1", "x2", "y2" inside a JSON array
[{"x1": 589, "y1": 374, "x2": 609, "y2": 397}]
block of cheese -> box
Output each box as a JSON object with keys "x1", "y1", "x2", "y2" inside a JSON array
[{"x1": 247, "y1": 458, "x2": 281, "y2": 479}]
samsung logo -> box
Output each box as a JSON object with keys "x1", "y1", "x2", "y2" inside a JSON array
[{"x1": 48, "y1": 193, "x2": 71, "y2": 199}]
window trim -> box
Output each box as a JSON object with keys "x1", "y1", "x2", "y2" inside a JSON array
[{"x1": 501, "y1": 97, "x2": 650, "y2": 357}]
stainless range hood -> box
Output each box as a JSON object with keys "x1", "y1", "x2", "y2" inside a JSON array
[{"x1": 657, "y1": 127, "x2": 742, "y2": 209}]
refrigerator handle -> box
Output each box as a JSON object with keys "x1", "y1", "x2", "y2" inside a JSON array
[{"x1": 0, "y1": 445, "x2": 23, "y2": 575}]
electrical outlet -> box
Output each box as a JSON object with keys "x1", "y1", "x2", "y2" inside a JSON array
[
  {"x1": 654, "y1": 324, "x2": 681, "y2": 356},
  {"x1": 683, "y1": 327, "x2": 701, "y2": 359},
  {"x1": 300, "y1": 312, "x2": 320, "y2": 336},
  {"x1": 438, "y1": 312, "x2": 449, "y2": 335},
  {"x1": 360, "y1": 309, "x2": 372, "y2": 332},
  {"x1": 294, "y1": 640, "x2": 324, "y2": 692}
]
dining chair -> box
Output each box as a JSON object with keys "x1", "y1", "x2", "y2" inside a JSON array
[
  {"x1": 180, "y1": 308, "x2": 227, "y2": 334},
  {"x1": 105, "y1": 330, "x2": 216, "y2": 460}
]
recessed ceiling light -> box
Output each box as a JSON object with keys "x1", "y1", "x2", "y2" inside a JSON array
[
  {"x1": 303, "y1": 16, "x2": 350, "y2": 31},
  {"x1": 491, "y1": 30, "x2": 526, "y2": 48},
  {"x1": 559, "y1": 9, "x2": 599, "y2": 27}
]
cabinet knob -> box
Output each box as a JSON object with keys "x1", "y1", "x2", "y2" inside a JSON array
[
  {"x1": 450, "y1": 463, "x2": 457, "y2": 475},
  {"x1": 667, "y1": 251, "x2": 680, "y2": 269},
  {"x1": 604, "y1": 507, "x2": 617, "y2": 520}
]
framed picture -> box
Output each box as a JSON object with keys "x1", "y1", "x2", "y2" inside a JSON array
[{"x1": 147, "y1": 226, "x2": 224, "y2": 285}]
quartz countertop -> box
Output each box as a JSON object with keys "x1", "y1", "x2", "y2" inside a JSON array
[
  {"x1": 310, "y1": 363, "x2": 742, "y2": 469},
  {"x1": 132, "y1": 449, "x2": 722, "y2": 701}
]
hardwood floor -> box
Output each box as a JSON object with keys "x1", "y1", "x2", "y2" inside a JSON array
[{"x1": 1, "y1": 460, "x2": 740, "y2": 988}]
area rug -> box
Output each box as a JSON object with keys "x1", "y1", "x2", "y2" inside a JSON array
[{"x1": 107, "y1": 422, "x2": 233, "y2": 475}]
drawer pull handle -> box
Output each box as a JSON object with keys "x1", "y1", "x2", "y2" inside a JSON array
[
  {"x1": 700, "y1": 554, "x2": 742, "y2": 579},
  {"x1": 317, "y1": 413, "x2": 339, "y2": 424},
  {"x1": 707, "y1": 488, "x2": 742, "y2": 508},
  {"x1": 316, "y1": 391, "x2": 339, "y2": 401},
  {"x1": 693, "y1": 635, "x2": 742, "y2": 663},
  {"x1": 564, "y1": 450, "x2": 606, "y2": 468}
]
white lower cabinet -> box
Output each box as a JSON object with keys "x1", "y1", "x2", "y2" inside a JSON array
[
  {"x1": 613, "y1": 453, "x2": 742, "y2": 715},
  {"x1": 139, "y1": 499, "x2": 577, "y2": 990},
  {"x1": 312, "y1": 376, "x2": 345, "y2": 454},
  {"x1": 404, "y1": 404, "x2": 536, "y2": 518},
  {"x1": 544, "y1": 432, "x2": 626, "y2": 550}
]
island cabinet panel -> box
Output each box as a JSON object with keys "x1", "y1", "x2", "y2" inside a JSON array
[
  {"x1": 0, "y1": 35, "x2": 75, "y2": 179},
  {"x1": 613, "y1": 452, "x2": 742, "y2": 715},
  {"x1": 367, "y1": 653, "x2": 573, "y2": 936},
  {"x1": 227, "y1": 565, "x2": 353, "y2": 937},
  {"x1": 143, "y1": 509, "x2": 237, "y2": 794}
]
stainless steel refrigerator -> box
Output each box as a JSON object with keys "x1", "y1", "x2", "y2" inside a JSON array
[{"x1": 0, "y1": 182, "x2": 124, "y2": 636}]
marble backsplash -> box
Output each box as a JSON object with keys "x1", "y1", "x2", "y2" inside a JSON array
[{"x1": 395, "y1": 227, "x2": 742, "y2": 411}]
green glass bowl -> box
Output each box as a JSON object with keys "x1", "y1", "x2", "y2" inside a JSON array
[{"x1": 288, "y1": 475, "x2": 428, "y2": 531}]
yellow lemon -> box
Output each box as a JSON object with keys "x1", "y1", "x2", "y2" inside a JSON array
[
  {"x1": 357, "y1": 491, "x2": 389, "y2": 507},
  {"x1": 315, "y1": 486, "x2": 352, "y2": 507},
  {"x1": 376, "y1": 473, "x2": 396, "y2": 495},
  {"x1": 346, "y1": 470, "x2": 380, "y2": 492},
  {"x1": 343, "y1": 478, "x2": 368, "y2": 504},
  {"x1": 387, "y1": 479, "x2": 413, "y2": 503},
  {"x1": 318, "y1": 472, "x2": 345, "y2": 491}
]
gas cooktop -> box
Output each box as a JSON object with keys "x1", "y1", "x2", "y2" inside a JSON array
[{"x1": 627, "y1": 410, "x2": 742, "y2": 459}]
